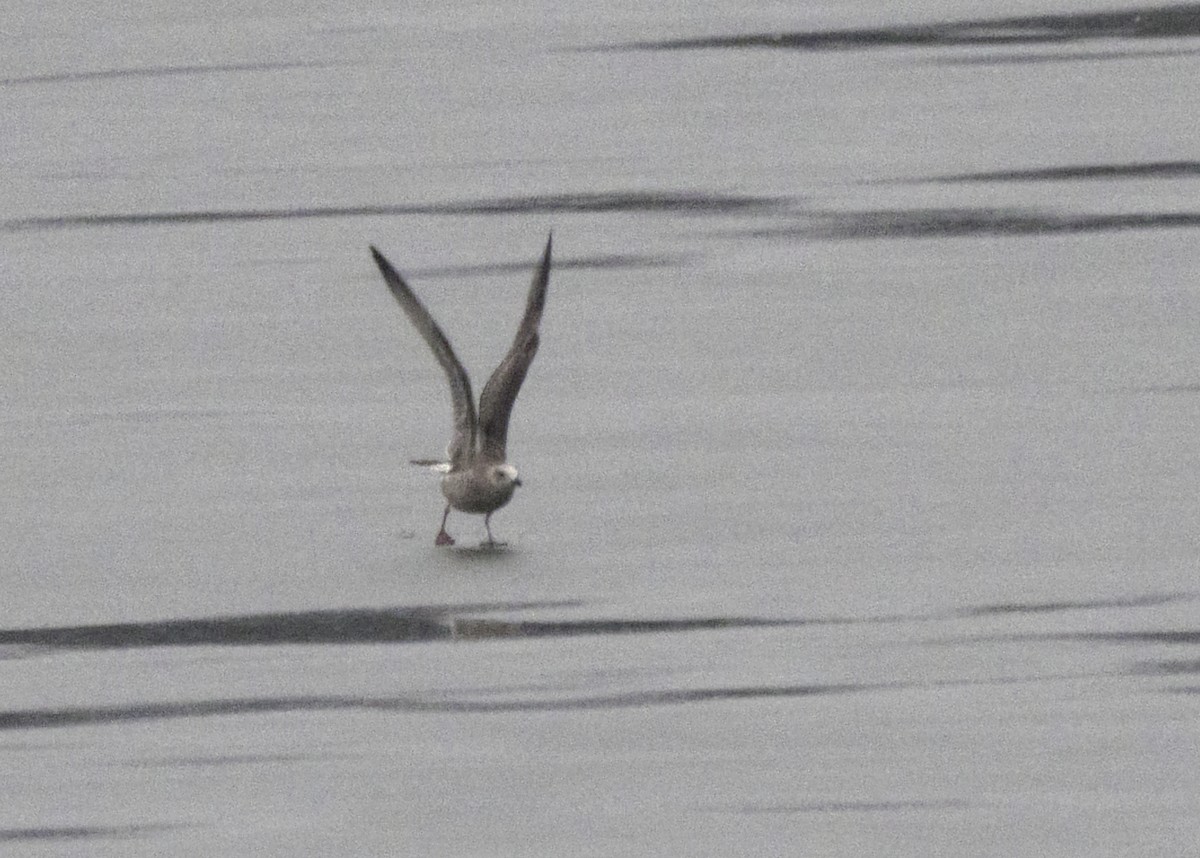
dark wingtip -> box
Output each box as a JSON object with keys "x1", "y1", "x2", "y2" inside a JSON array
[{"x1": 369, "y1": 245, "x2": 400, "y2": 279}]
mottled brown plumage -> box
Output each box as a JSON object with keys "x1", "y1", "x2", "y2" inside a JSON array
[{"x1": 369, "y1": 235, "x2": 552, "y2": 546}]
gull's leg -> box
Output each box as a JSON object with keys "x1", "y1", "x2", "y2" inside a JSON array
[
  {"x1": 435, "y1": 505, "x2": 455, "y2": 546},
  {"x1": 482, "y1": 512, "x2": 505, "y2": 547}
]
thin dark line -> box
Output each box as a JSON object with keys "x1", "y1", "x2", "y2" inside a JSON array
[
  {"x1": 2, "y1": 192, "x2": 786, "y2": 233},
  {"x1": 0, "y1": 60, "x2": 342, "y2": 87}
]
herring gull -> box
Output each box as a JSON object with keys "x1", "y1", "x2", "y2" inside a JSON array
[{"x1": 368, "y1": 234, "x2": 552, "y2": 546}]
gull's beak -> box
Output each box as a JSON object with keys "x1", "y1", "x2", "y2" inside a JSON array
[{"x1": 514, "y1": 478, "x2": 523, "y2": 487}]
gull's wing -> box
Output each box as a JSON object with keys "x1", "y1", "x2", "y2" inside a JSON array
[
  {"x1": 370, "y1": 246, "x2": 476, "y2": 470},
  {"x1": 477, "y1": 233, "x2": 552, "y2": 463}
]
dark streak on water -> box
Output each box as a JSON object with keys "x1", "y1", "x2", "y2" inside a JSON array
[
  {"x1": 126, "y1": 752, "x2": 319, "y2": 768},
  {"x1": 954, "y1": 629, "x2": 1200, "y2": 647},
  {"x1": 1, "y1": 589, "x2": 1163, "y2": 731},
  {"x1": 0, "y1": 824, "x2": 184, "y2": 842},
  {"x1": 451, "y1": 615, "x2": 803, "y2": 641},
  {"x1": 11, "y1": 197, "x2": 1200, "y2": 244},
  {"x1": 933, "y1": 47, "x2": 1200, "y2": 64},
  {"x1": 0, "y1": 60, "x2": 341, "y2": 87},
  {"x1": 916, "y1": 161, "x2": 1200, "y2": 183},
  {"x1": 1136, "y1": 658, "x2": 1200, "y2": 675},
  {"x1": 1, "y1": 670, "x2": 1125, "y2": 731},
  {"x1": 0, "y1": 684, "x2": 880, "y2": 731},
  {"x1": 412, "y1": 253, "x2": 689, "y2": 278},
  {"x1": 962, "y1": 593, "x2": 1185, "y2": 616},
  {"x1": 2, "y1": 593, "x2": 1188, "y2": 656},
  {"x1": 608, "y1": 4, "x2": 1200, "y2": 52},
  {"x1": 0, "y1": 601, "x2": 588, "y2": 651},
  {"x1": 1076, "y1": 630, "x2": 1200, "y2": 645},
  {"x1": 741, "y1": 208, "x2": 1200, "y2": 241},
  {"x1": 0, "y1": 192, "x2": 785, "y2": 233},
  {"x1": 0, "y1": 611, "x2": 804, "y2": 652}
]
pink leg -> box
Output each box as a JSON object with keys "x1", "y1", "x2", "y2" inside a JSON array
[{"x1": 435, "y1": 505, "x2": 455, "y2": 546}]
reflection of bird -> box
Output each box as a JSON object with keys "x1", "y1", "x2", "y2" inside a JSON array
[{"x1": 369, "y1": 235, "x2": 552, "y2": 547}]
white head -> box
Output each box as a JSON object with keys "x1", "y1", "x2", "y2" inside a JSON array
[{"x1": 490, "y1": 463, "x2": 522, "y2": 488}]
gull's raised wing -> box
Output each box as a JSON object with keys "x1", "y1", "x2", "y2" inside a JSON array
[
  {"x1": 477, "y1": 233, "x2": 552, "y2": 463},
  {"x1": 370, "y1": 246, "x2": 477, "y2": 470}
]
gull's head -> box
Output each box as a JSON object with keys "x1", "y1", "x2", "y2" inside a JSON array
[{"x1": 490, "y1": 463, "x2": 522, "y2": 488}]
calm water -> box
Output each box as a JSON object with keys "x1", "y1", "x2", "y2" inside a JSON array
[{"x1": 4, "y1": 2, "x2": 1200, "y2": 855}]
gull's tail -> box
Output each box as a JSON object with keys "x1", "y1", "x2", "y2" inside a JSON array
[{"x1": 410, "y1": 459, "x2": 452, "y2": 473}]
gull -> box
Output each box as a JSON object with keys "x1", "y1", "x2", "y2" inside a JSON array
[{"x1": 369, "y1": 234, "x2": 552, "y2": 547}]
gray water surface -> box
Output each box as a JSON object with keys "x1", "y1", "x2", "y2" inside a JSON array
[{"x1": 3, "y1": 2, "x2": 1200, "y2": 855}]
